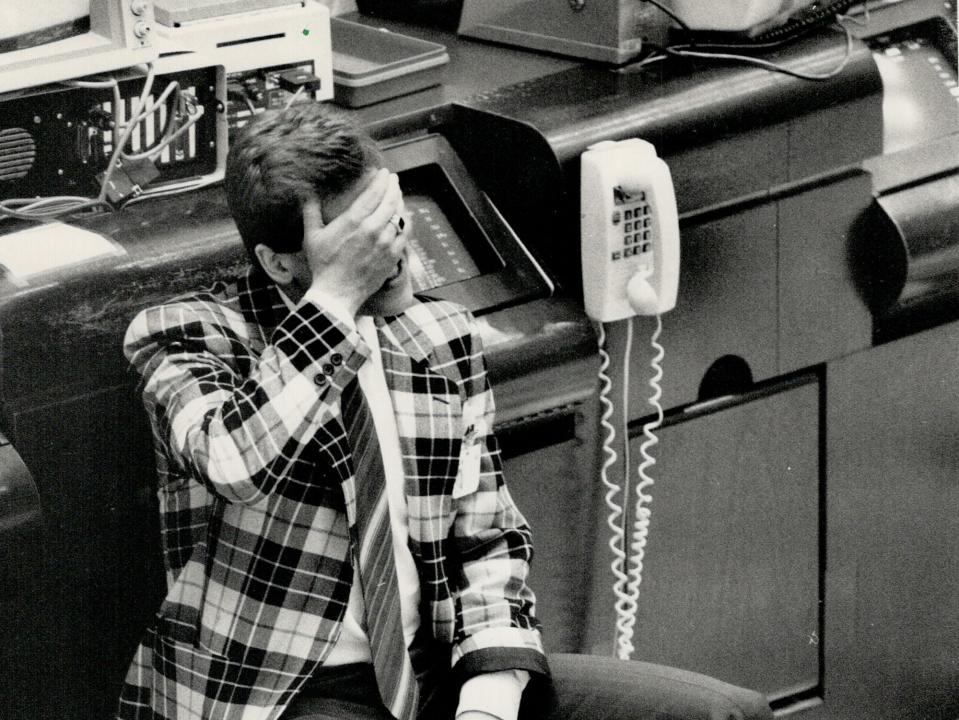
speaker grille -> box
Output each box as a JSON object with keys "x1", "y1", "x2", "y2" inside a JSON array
[{"x1": 0, "y1": 128, "x2": 36, "y2": 182}]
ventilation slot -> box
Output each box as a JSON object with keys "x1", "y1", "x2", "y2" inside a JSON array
[{"x1": 0, "y1": 128, "x2": 36, "y2": 182}]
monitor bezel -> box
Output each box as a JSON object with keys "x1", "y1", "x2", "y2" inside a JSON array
[{"x1": 382, "y1": 133, "x2": 553, "y2": 316}]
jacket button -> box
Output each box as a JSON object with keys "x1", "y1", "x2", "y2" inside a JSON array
[
  {"x1": 322, "y1": 363, "x2": 334, "y2": 375},
  {"x1": 331, "y1": 353, "x2": 343, "y2": 366},
  {"x1": 314, "y1": 374, "x2": 328, "y2": 386}
]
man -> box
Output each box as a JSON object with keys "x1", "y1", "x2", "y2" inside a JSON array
[{"x1": 118, "y1": 103, "x2": 772, "y2": 720}]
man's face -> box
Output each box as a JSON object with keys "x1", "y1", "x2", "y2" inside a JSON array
[{"x1": 290, "y1": 168, "x2": 414, "y2": 316}]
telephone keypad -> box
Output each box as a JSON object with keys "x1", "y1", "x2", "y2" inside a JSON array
[{"x1": 609, "y1": 197, "x2": 654, "y2": 262}]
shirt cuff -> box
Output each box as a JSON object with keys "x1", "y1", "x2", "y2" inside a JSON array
[
  {"x1": 302, "y1": 287, "x2": 357, "y2": 331},
  {"x1": 455, "y1": 670, "x2": 530, "y2": 720}
]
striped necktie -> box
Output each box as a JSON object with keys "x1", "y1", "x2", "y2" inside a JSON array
[{"x1": 341, "y1": 377, "x2": 419, "y2": 720}]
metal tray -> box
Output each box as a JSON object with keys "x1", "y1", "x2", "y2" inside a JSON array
[{"x1": 331, "y1": 17, "x2": 449, "y2": 107}]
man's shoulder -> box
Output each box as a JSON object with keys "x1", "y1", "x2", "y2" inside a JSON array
[{"x1": 161, "y1": 282, "x2": 243, "y2": 321}]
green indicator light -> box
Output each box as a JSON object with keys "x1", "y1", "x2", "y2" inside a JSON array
[{"x1": 303, "y1": 28, "x2": 310, "y2": 36}]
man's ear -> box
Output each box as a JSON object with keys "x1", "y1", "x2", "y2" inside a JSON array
[{"x1": 254, "y1": 243, "x2": 296, "y2": 287}]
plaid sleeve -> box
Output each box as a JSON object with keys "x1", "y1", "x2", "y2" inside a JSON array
[
  {"x1": 123, "y1": 297, "x2": 367, "y2": 505},
  {"x1": 448, "y1": 312, "x2": 549, "y2": 679}
]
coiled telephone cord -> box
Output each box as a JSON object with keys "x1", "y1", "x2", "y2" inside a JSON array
[{"x1": 598, "y1": 316, "x2": 665, "y2": 661}]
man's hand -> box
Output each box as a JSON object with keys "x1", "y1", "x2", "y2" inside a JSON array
[{"x1": 301, "y1": 168, "x2": 406, "y2": 318}]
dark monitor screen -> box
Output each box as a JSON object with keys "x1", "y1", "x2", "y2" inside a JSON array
[
  {"x1": 402, "y1": 164, "x2": 486, "y2": 292},
  {"x1": 384, "y1": 134, "x2": 551, "y2": 315}
]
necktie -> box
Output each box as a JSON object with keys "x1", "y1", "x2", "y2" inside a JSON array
[{"x1": 341, "y1": 377, "x2": 419, "y2": 720}]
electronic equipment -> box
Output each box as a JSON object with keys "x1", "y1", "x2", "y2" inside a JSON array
[
  {"x1": 581, "y1": 137, "x2": 679, "y2": 660},
  {"x1": 0, "y1": 2, "x2": 335, "y2": 217},
  {"x1": 580, "y1": 139, "x2": 679, "y2": 322},
  {"x1": 670, "y1": 0, "x2": 816, "y2": 34},
  {"x1": 0, "y1": 65, "x2": 220, "y2": 216},
  {"x1": 458, "y1": 0, "x2": 671, "y2": 64},
  {"x1": 152, "y1": 0, "x2": 332, "y2": 89},
  {"x1": 0, "y1": 0, "x2": 158, "y2": 95},
  {"x1": 673, "y1": 0, "x2": 859, "y2": 45},
  {"x1": 151, "y1": 1, "x2": 333, "y2": 134}
]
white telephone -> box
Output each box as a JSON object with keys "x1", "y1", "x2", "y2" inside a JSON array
[
  {"x1": 580, "y1": 138, "x2": 680, "y2": 661},
  {"x1": 580, "y1": 138, "x2": 680, "y2": 321}
]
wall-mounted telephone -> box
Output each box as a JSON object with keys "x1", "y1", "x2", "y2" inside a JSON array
[
  {"x1": 580, "y1": 138, "x2": 680, "y2": 322},
  {"x1": 581, "y1": 138, "x2": 680, "y2": 660}
]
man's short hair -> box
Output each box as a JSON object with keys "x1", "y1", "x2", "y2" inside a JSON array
[{"x1": 224, "y1": 103, "x2": 382, "y2": 264}]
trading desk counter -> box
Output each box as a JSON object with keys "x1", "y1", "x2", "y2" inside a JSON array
[{"x1": 2, "y1": 4, "x2": 959, "y2": 720}]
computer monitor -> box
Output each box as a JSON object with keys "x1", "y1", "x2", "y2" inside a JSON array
[{"x1": 0, "y1": 0, "x2": 158, "y2": 95}]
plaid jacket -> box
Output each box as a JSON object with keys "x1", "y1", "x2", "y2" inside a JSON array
[{"x1": 117, "y1": 268, "x2": 547, "y2": 720}]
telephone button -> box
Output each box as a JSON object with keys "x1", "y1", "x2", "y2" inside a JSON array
[
  {"x1": 611, "y1": 211, "x2": 621, "y2": 224},
  {"x1": 612, "y1": 251, "x2": 622, "y2": 261}
]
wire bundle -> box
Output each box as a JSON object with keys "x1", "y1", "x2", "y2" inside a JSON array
[{"x1": 1, "y1": 62, "x2": 206, "y2": 223}]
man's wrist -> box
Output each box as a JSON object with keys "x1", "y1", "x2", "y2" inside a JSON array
[{"x1": 455, "y1": 670, "x2": 529, "y2": 720}]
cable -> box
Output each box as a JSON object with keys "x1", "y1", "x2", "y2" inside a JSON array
[
  {"x1": 122, "y1": 172, "x2": 222, "y2": 207},
  {"x1": 284, "y1": 85, "x2": 307, "y2": 110},
  {"x1": 642, "y1": 0, "x2": 693, "y2": 35},
  {"x1": 613, "y1": 317, "x2": 638, "y2": 661},
  {"x1": 596, "y1": 323, "x2": 630, "y2": 660},
  {"x1": 665, "y1": 22, "x2": 855, "y2": 81},
  {"x1": 1, "y1": 63, "x2": 209, "y2": 223},
  {"x1": 0, "y1": 196, "x2": 112, "y2": 221},
  {"x1": 625, "y1": 314, "x2": 665, "y2": 630}
]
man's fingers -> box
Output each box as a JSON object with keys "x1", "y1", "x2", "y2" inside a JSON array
[
  {"x1": 341, "y1": 167, "x2": 391, "y2": 224},
  {"x1": 363, "y1": 174, "x2": 404, "y2": 231},
  {"x1": 301, "y1": 196, "x2": 324, "y2": 231}
]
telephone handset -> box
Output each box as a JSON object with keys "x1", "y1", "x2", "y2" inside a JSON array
[
  {"x1": 581, "y1": 138, "x2": 679, "y2": 660},
  {"x1": 580, "y1": 138, "x2": 680, "y2": 322}
]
